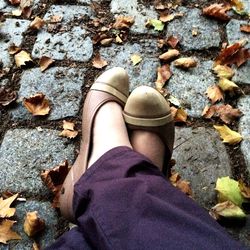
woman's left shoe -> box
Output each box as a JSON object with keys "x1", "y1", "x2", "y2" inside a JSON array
[{"x1": 59, "y1": 67, "x2": 129, "y2": 222}]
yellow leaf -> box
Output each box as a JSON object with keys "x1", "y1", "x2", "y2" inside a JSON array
[
  {"x1": 130, "y1": 54, "x2": 142, "y2": 66},
  {"x1": 0, "y1": 194, "x2": 18, "y2": 218},
  {"x1": 218, "y1": 78, "x2": 239, "y2": 91},
  {"x1": 0, "y1": 220, "x2": 21, "y2": 244},
  {"x1": 214, "y1": 125, "x2": 242, "y2": 144},
  {"x1": 206, "y1": 85, "x2": 224, "y2": 104},
  {"x1": 213, "y1": 65, "x2": 234, "y2": 79},
  {"x1": 14, "y1": 50, "x2": 33, "y2": 67}
]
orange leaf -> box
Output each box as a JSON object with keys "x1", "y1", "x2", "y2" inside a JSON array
[
  {"x1": 39, "y1": 56, "x2": 55, "y2": 72},
  {"x1": 113, "y1": 16, "x2": 134, "y2": 29},
  {"x1": 155, "y1": 64, "x2": 172, "y2": 90},
  {"x1": 24, "y1": 211, "x2": 45, "y2": 237},
  {"x1": 0, "y1": 194, "x2": 18, "y2": 218},
  {"x1": 202, "y1": 4, "x2": 231, "y2": 21},
  {"x1": 205, "y1": 85, "x2": 224, "y2": 104},
  {"x1": 170, "y1": 171, "x2": 192, "y2": 196},
  {"x1": 92, "y1": 53, "x2": 108, "y2": 69},
  {"x1": 0, "y1": 220, "x2": 21, "y2": 244},
  {"x1": 240, "y1": 25, "x2": 250, "y2": 33},
  {"x1": 23, "y1": 93, "x2": 50, "y2": 116}
]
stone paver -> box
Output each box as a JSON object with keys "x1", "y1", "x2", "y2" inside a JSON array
[
  {"x1": 226, "y1": 19, "x2": 250, "y2": 85},
  {"x1": 11, "y1": 67, "x2": 85, "y2": 120},
  {"x1": 0, "y1": 19, "x2": 30, "y2": 67},
  {"x1": 111, "y1": 0, "x2": 158, "y2": 34},
  {"x1": 238, "y1": 96, "x2": 250, "y2": 172},
  {"x1": 172, "y1": 127, "x2": 231, "y2": 209},
  {"x1": 0, "y1": 129, "x2": 75, "y2": 196},
  {"x1": 167, "y1": 7, "x2": 221, "y2": 51},
  {"x1": 167, "y1": 59, "x2": 215, "y2": 117},
  {"x1": 100, "y1": 40, "x2": 159, "y2": 91}
]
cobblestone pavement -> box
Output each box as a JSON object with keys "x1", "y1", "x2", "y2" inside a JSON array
[{"x1": 0, "y1": 0, "x2": 250, "y2": 248}]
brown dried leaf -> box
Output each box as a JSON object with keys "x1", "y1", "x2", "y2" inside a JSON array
[
  {"x1": 218, "y1": 78, "x2": 239, "y2": 92},
  {"x1": 159, "y1": 49, "x2": 180, "y2": 61},
  {"x1": 92, "y1": 53, "x2": 108, "y2": 69},
  {"x1": 30, "y1": 17, "x2": 45, "y2": 30},
  {"x1": 240, "y1": 25, "x2": 250, "y2": 33},
  {"x1": 205, "y1": 85, "x2": 224, "y2": 104},
  {"x1": 8, "y1": 0, "x2": 20, "y2": 5},
  {"x1": 0, "y1": 87, "x2": 17, "y2": 106},
  {"x1": 23, "y1": 93, "x2": 50, "y2": 116},
  {"x1": 0, "y1": 220, "x2": 21, "y2": 244},
  {"x1": 115, "y1": 35, "x2": 123, "y2": 44},
  {"x1": 113, "y1": 16, "x2": 134, "y2": 29},
  {"x1": 212, "y1": 65, "x2": 235, "y2": 79},
  {"x1": 174, "y1": 57, "x2": 197, "y2": 69},
  {"x1": 160, "y1": 12, "x2": 183, "y2": 22},
  {"x1": 59, "y1": 130, "x2": 78, "y2": 139},
  {"x1": 170, "y1": 171, "x2": 192, "y2": 196},
  {"x1": 202, "y1": 3, "x2": 231, "y2": 21},
  {"x1": 226, "y1": 0, "x2": 244, "y2": 11},
  {"x1": 239, "y1": 180, "x2": 250, "y2": 199},
  {"x1": 155, "y1": 64, "x2": 172, "y2": 90},
  {"x1": 100, "y1": 38, "x2": 113, "y2": 46},
  {"x1": 8, "y1": 44, "x2": 21, "y2": 55},
  {"x1": 24, "y1": 211, "x2": 45, "y2": 237},
  {"x1": 0, "y1": 194, "x2": 18, "y2": 218},
  {"x1": 174, "y1": 108, "x2": 188, "y2": 123},
  {"x1": 49, "y1": 15, "x2": 63, "y2": 23},
  {"x1": 33, "y1": 242, "x2": 40, "y2": 250},
  {"x1": 41, "y1": 161, "x2": 70, "y2": 208},
  {"x1": 39, "y1": 56, "x2": 55, "y2": 72},
  {"x1": 14, "y1": 50, "x2": 33, "y2": 68},
  {"x1": 62, "y1": 120, "x2": 75, "y2": 131},
  {"x1": 22, "y1": 6, "x2": 32, "y2": 18},
  {"x1": 167, "y1": 35, "x2": 179, "y2": 48}
]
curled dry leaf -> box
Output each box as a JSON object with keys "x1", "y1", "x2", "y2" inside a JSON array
[
  {"x1": 239, "y1": 180, "x2": 250, "y2": 199},
  {"x1": 8, "y1": 44, "x2": 21, "y2": 55},
  {"x1": 214, "y1": 125, "x2": 243, "y2": 145},
  {"x1": 30, "y1": 17, "x2": 45, "y2": 30},
  {"x1": 159, "y1": 12, "x2": 183, "y2": 22},
  {"x1": 166, "y1": 35, "x2": 179, "y2": 48},
  {"x1": 226, "y1": 0, "x2": 244, "y2": 12},
  {"x1": 59, "y1": 120, "x2": 78, "y2": 139},
  {"x1": 212, "y1": 65, "x2": 234, "y2": 79},
  {"x1": 0, "y1": 220, "x2": 21, "y2": 244},
  {"x1": 41, "y1": 160, "x2": 70, "y2": 208},
  {"x1": 170, "y1": 107, "x2": 188, "y2": 123},
  {"x1": 240, "y1": 24, "x2": 250, "y2": 33},
  {"x1": 170, "y1": 171, "x2": 192, "y2": 197},
  {"x1": 159, "y1": 49, "x2": 180, "y2": 61},
  {"x1": 24, "y1": 211, "x2": 45, "y2": 237},
  {"x1": 113, "y1": 16, "x2": 134, "y2": 29},
  {"x1": 130, "y1": 54, "x2": 142, "y2": 66},
  {"x1": 14, "y1": 50, "x2": 33, "y2": 68},
  {"x1": 0, "y1": 87, "x2": 17, "y2": 106},
  {"x1": 49, "y1": 15, "x2": 63, "y2": 23},
  {"x1": 92, "y1": 53, "x2": 108, "y2": 69},
  {"x1": 146, "y1": 19, "x2": 164, "y2": 31},
  {"x1": 210, "y1": 201, "x2": 246, "y2": 220},
  {"x1": 100, "y1": 38, "x2": 113, "y2": 46},
  {"x1": 155, "y1": 64, "x2": 172, "y2": 90},
  {"x1": 202, "y1": 3, "x2": 231, "y2": 21},
  {"x1": 174, "y1": 57, "x2": 197, "y2": 69},
  {"x1": 202, "y1": 104, "x2": 242, "y2": 124},
  {"x1": 23, "y1": 93, "x2": 50, "y2": 116},
  {"x1": 39, "y1": 56, "x2": 55, "y2": 72},
  {"x1": 218, "y1": 78, "x2": 239, "y2": 92},
  {"x1": 205, "y1": 85, "x2": 224, "y2": 104},
  {"x1": 0, "y1": 194, "x2": 18, "y2": 218}
]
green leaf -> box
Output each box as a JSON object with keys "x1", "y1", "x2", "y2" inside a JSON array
[
  {"x1": 215, "y1": 176, "x2": 244, "y2": 207},
  {"x1": 149, "y1": 19, "x2": 164, "y2": 31}
]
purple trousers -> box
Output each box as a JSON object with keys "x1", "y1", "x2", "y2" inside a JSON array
[{"x1": 46, "y1": 147, "x2": 248, "y2": 250}]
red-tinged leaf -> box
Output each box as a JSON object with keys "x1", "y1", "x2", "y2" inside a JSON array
[
  {"x1": 8, "y1": 0, "x2": 20, "y2": 5},
  {"x1": 155, "y1": 64, "x2": 172, "y2": 90},
  {"x1": 202, "y1": 4, "x2": 231, "y2": 21},
  {"x1": 167, "y1": 36, "x2": 179, "y2": 48}
]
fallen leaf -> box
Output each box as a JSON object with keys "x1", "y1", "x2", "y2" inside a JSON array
[
  {"x1": 218, "y1": 78, "x2": 239, "y2": 92},
  {"x1": 206, "y1": 85, "x2": 224, "y2": 104},
  {"x1": 33, "y1": 242, "x2": 40, "y2": 250},
  {"x1": 24, "y1": 211, "x2": 45, "y2": 237},
  {"x1": 23, "y1": 93, "x2": 50, "y2": 116},
  {"x1": 210, "y1": 201, "x2": 246, "y2": 220},
  {"x1": 62, "y1": 120, "x2": 75, "y2": 131},
  {"x1": 159, "y1": 49, "x2": 180, "y2": 61},
  {"x1": 171, "y1": 107, "x2": 188, "y2": 123},
  {"x1": 159, "y1": 12, "x2": 183, "y2": 22},
  {"x1": 115, "y1": 35, "x2": 123, "y2": 44},
  {"x1": 168, "y1": 95, "x2": 181, "y2": 107},
  {"x1": 0, "y1": 194, "x2": 18, "y2": 218},
  {"x1": 215, "y1": 39, "x2": 250, "y2": 67},
  {"x1": 192, "y1": 27, "x2": 199, "y2": 36},
  {"x1": 239, "y1": 180, "x2": 250, "y2": 199},
  {"x1": 8, "y1": 0, "x2": 20, "y2": 5},
  {"x1": 146, "y1": 19, "x2": 164, "y2": 31},
  {"x1": 14, "y1": 50, "x2": 33, "y2": 68},
  {"x1": 21, "y1": 6, "x2": 32, "y2": 18},
  {"x1": 49, "y1": 15, "x2": 63, "y2": 23},
  {"x1": 155, "y1": 64, "x2": 172, "y2": 90},
  {"x1": 130, "y1": 54, "x2": 142, "y2": 66},
  {"x1": 113, "y1": 16, "x2": 134, "y2": 29},
  {"x1": 39, "y1": 56, "x2": 54, "y2": 72},
  {"x1": 240, "y1": 24, "x2": 250, "y2": 33},
  {"x1": 212, "y1": 65, "x2": 235, "y2": 79},
  {"x1": 11, "y1": 8, "x2": 22, "y2": 16},
  {"x1": 100, "y1": 38, "x2": 113, "y2": 46},
  {"x1": 92, "y1": 54, "x2": 108, "y2": 69},
  {"x1": 226, "y1": 0, "x2": 244, "y2": 12},
  {"x1": 167, "y1": 35, "x2": 179, "y2": 48},
  {"x1": 20, "y1": 0, "x2": 32, "y2": 9},
  {"x1": 30, "y1": 17, "x2": 45, "y2": 30},
  {"x1": 214, "y1": 125, "x2": 243, "y2": 144},
  {"x1": 59, "y1": 120, "x2": 78, "y2": 139},
  {"x1": 202, "y1": 3, "x2": 231, "y2": 21},
  {"x1": 8, "y1": 44, "x2": 21, "y2": 55},
  {"x1": 174, "y1": 57, "x2": 197, "y2": 69},
  {"x1": 0, "y1": 220, "x2": 21, "y2": 244},
  {"x1": 202, "y1": 104, "x2": 242, "y2": 124},
  {"x1": 170, "y1": 171, "x2": 192, "y2": 196},
  {"x1": 41, "y1": 161, "x2": 70, "y2": 208},
  {"x1": 0, "y1": 88, "x2": 17, "y2": 106}
]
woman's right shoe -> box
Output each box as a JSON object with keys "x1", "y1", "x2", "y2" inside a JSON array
[{"x1": 123, "y1": 86, "x2": 175, "y2": 176}]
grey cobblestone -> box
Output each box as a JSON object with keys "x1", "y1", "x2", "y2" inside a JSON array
[
  {"x1": 0, "y1": 128, "x2": 75, "y2": 196},
  {"x1": 167, "y1": 7, "x2": 221, "y2": 51},
  {"x1": 172, "y1": 127, "x2": 231, "y2": 209},
  {"x1": 0, "y1": 19, "x2": 30, "y2": 67},
  {"x1": 167, "y1": 59, "x2": 214, "y2": 117},
  {"x1": 238, "y1": 96, "x2": 250, "y2": 172},
  {"x1": 100, "y1": 40, "x2": 159, "y2": 91},
  {"x1": 11, "y1": 67, "x2": 85, "y2": 121}
]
